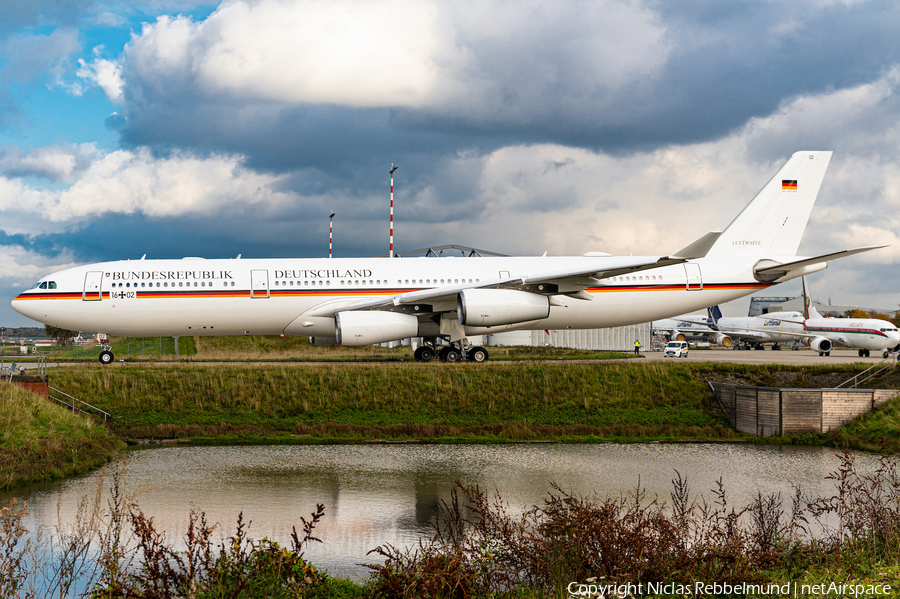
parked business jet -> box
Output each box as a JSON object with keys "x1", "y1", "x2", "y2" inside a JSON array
[
  {"x1": 703, "y1": 278, "x2": 900, "y2": 356},
  {"x1": 12, "y1": 151, "x2": 885, "y2": 364}
]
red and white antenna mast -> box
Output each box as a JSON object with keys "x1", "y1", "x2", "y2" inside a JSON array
[
  {"x1": 329, "y1": 211, "x2": 335, "y2": 258},
  {"x1": 390, "y1": 164, "x2": 398, "y2": 258}
]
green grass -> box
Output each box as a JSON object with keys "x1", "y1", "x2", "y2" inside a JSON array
[
  {"x1": 49, "y1": 361, "x2": 740, "y2": 442},
  {"x1": 0, "y1": 382, "x2": 124, "y2": 489}
]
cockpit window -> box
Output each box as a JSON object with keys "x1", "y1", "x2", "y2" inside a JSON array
[
  {"x1": 48, "y1": 281, "x2": 57, "y2": 290},
  {"x1": 39, "y1": 282, "x2": 47, "y2": 289}
]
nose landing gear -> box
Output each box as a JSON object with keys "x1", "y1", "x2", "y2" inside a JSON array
[{"x1": 97, "y1": 334, "x2": 114, "y2": 364}]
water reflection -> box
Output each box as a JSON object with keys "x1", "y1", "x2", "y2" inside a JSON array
[{"x1": 2, "y1": 443, "x2": 880, "y2": 579}]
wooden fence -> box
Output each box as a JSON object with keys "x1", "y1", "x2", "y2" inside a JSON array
[{"x1": 709, "y1": 382, "x2": 897, "y2": 436}]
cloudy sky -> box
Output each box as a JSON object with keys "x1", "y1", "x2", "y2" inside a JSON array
[{"x1": 3, "y1": 0, "x2": 900, "y2": 326}]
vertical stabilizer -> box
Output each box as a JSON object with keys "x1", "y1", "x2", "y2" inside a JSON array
[
  {"x1": 707, "y1": 305, "x2": 723, "y2": 324},
  {"x1": 801, "y1": 276, "x2": 821, "y2": 320},
  {"x1": 708, "y1": 151, "x2": 832, "y2": 256}
]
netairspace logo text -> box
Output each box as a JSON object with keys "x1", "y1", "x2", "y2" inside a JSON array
[{"x1": 566, "y1": 580, "x2": 893, "y2": 598}]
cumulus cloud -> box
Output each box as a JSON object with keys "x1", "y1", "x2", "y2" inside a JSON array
[
  {"x1": 0, "y1": 28, "x2": 80, "y2": 85},
  {"x1": 121, "y1": 0, "x2": 667, "y2": 111},
  {"x1": 0, "y1": 143, "x2": 101, "y2": 182},
  {"x1": 77, "y1": 46, "x2": 124, "y2": 102},
  {"x1": 0, "y1": 148, "x2": 297, "y2": 225},
  {"x1": 0, "y1": 244, "x2": 78, "y2": 288}
]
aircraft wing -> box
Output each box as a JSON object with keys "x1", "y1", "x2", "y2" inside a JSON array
[{"x1": 309, "y1": 255, "x2": 687, "y2": 316}]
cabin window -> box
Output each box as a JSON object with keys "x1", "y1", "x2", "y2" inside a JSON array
[
  {"x1": 156, "y1": 283, "x2": 160, "y2": 287},
  {"x1": 126, "y1": 283, "x2": 131, "y2": 288},
  {"x1": 179, "y1": 282, "x2": 183, "y2": 287},
  {"x1": 201, "y1": 282, "x2": 205, "y2": 287}
]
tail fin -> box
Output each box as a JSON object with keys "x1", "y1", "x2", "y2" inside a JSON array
[
  {"x1": 707, "y1": 305, "x2": 723, "y2": 324},
  {"x1": 801, "y1": 276, "x2": 822, "y2": 319},
  {"x1": 708, "y1": 151, "x2": 832, "y2": 257}
]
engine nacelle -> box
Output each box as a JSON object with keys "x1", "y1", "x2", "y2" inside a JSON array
[
  {"x1": 671, "y1": 331, "x2": 686, "y2": 342},
  {"x1": 334, "y1": 311, "x2": 419, "y2": 346},
  {"x1": 714, "y1": 333, "x2": 733, "y2": 347},
  {"x1": 457, "y1": 289, "x2": 550, "y2": 327},
  {"x1": 806, "y1": 336, "x2": 833, "y2": 353}
]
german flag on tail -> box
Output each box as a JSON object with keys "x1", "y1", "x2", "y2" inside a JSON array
[{"x1": 782, "y1": 179, "x2": 797, "y2": 191}]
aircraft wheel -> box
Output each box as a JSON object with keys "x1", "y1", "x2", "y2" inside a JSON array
[
  {"x1": 99, "y1": 350, "x2": 114, "y2": 365},
  {"x1": 825, "y1": 351, "x2": 831, "y2": 356},
  {"x1": 865, "y1": 349, "x2": 870, "y2": 357},
  {"x1": 883, "y1": 351, "x2": 889, "y2": 359},
  {"x1": 859, "y1": 349, "x2": 866, "y2": 357},
  {"x1": 442, "y1": 348, "x2": 461, "y2": 363},
  {"x1": 819, "y1": 352, "x2": 824, "y2": 356},
  {"x1": 416, "y1": 346, "x2": 435, "y2": 363},
  {"x1": 468, "y1": 347, "x2": 489, "y2": 363}
]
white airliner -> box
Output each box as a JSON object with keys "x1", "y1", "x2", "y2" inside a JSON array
[
  {"x1": 699, "y1": 304, "x2": 807, "y2": 349},
  {"x1": 11, "y1": 151, "x2": 885, "y2": 364},
  {"x1": 651, "y1": 315, "x2": 717, "y2": 342},
  {"x1": 704, "y1": 278, "x2": 900, "y2": 356}
]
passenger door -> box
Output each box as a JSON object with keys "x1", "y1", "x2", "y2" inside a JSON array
[
  {"x1": 83, "y1": 271, "x2": 103, "y2": 301},
  {"x1": 251, "y1": 269, "x2": 269, "y2": 298}
]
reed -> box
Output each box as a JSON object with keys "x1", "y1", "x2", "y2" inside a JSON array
[{"x1": 4, "y1": 449, "x2": 896, "y2": 597}]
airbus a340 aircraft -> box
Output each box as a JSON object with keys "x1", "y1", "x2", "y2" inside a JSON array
[
  {"x1": 12, "y1": 151, "x2": 885, "y2": 364},
  {"x1": 702, "y1": 278, "x2": 900, "y2": 356}
]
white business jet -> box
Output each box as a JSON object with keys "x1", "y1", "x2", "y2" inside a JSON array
[{"x1": 12, "y1": 151, "x2": 884, "y2": 364}]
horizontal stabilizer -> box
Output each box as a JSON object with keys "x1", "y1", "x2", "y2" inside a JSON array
[{"x1": 755, "y1": 245, "x2": 886, "y2": 280}]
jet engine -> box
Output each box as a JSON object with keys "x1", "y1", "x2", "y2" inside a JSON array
[
  {"x1": 334, "y1": 311, "x2": 419, "y2": 346},
  {"x1": 714, "y1": 333, "x2": 733, "y2": 347},
  {"x1": 457, "y1": 289, "x2": 550, "y2": 327},
  {"x1": 806, "y1": 336, "x2": 833, "y2": 353},
  {"x1": 671, "y1": 331, "x2": 686, "y2": 342}
]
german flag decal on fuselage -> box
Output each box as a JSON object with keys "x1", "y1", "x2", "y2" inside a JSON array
[{"x1": 782, "y1": 180, "x2": 797, "y2": 191}]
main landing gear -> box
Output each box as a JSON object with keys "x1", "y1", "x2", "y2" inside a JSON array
[
  {"x1": 98, "y1": 335, "x2": 114, "y2": 364},
  {"x1": 414, "y1": 338, "x2": 490, "y2": 363}
]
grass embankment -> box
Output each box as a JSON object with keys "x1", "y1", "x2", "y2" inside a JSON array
[
  {"x1": 50, "y1": 361, "x2": 734, "y2": 443},
  {"x1": 0, "y1": 382, "x2": 124, "y2": 489},
  {"x1": 46, "y1": 360, "x2": 900, "y2": 450}
]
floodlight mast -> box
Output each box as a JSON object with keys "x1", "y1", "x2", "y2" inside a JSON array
[
  {"x1": 390, "y1": 164, "x2": 398, "y2": 258},
  {"x1": 329, "y1": 211, "x2": 335, "y2": 258}
]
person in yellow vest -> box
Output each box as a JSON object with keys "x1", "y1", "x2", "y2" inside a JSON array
[{"x1": 634, "y1": 339, "x2": 640, "y2": 354}]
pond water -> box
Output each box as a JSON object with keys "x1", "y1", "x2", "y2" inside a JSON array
[{"x1": 2, "y1": 443, "x2": 882, "y2": 579}]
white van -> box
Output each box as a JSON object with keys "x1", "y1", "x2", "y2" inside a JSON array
[{"x1": 664, "y1": 341, "x2": 689, "y2": 358}]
